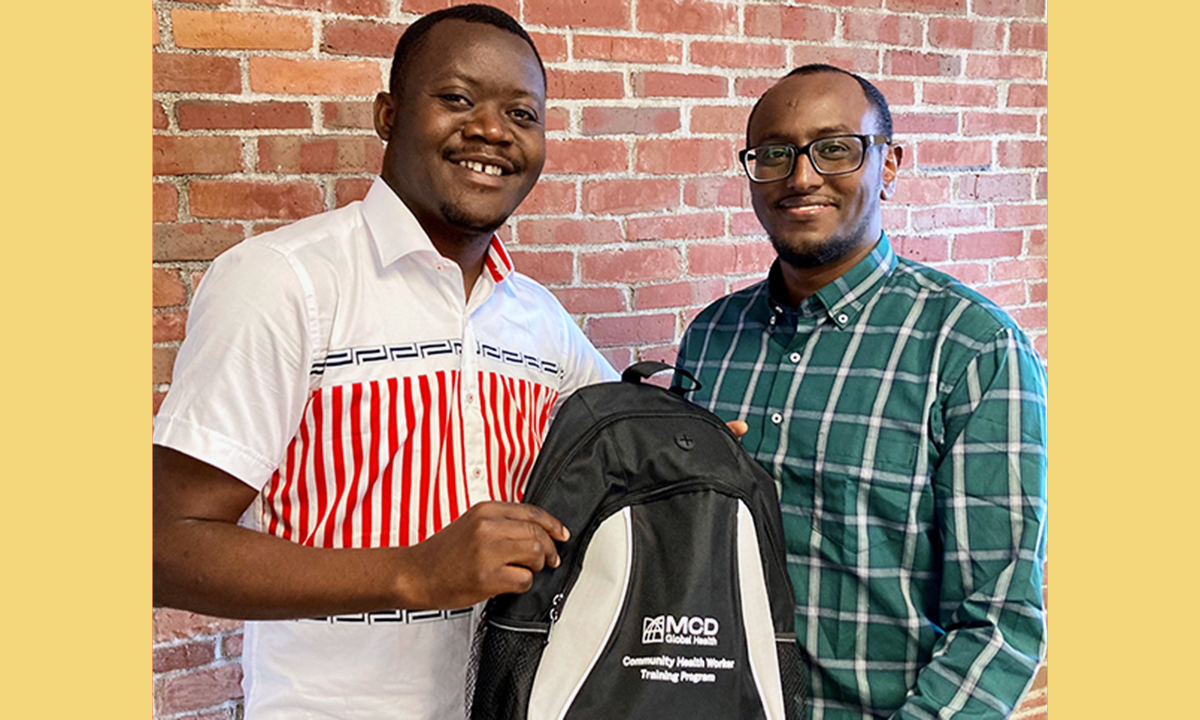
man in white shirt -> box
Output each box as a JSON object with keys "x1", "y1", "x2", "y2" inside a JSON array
[{"x1": 152, "y1": 5, "x2": 616, "y2": 718}]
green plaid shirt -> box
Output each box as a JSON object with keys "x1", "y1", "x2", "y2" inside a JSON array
[{"x1": 675, "y1": 235, "x2": 1047, "y2": 719}]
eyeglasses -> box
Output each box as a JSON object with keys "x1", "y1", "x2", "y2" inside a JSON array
[{"x1": 739, "y1": 134, "x2": 891, "y2": 183}]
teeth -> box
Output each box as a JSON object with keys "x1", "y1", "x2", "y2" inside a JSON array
[{"x1": 459, "y1": 160, "x2": 504, "y2": 176}]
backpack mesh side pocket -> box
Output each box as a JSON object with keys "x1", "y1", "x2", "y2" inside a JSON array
[
  {"x1": 776, "y1": 637, "x2": 809, "y2": 720},
  {"x1": 467, "y1": 616, "x2": 549, "y2": 720}
]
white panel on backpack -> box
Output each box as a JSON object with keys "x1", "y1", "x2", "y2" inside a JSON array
[
  {"x1": 738, "y1": 501, "x2": 786, "y2": 720},
  {"x1": 528, "y1": 506, "x2": 633, "y2": 720}
]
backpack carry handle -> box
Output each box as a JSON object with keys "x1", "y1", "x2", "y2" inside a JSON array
[{"x1": 620, "y1": 361, "x2": 703, "y2": 396}]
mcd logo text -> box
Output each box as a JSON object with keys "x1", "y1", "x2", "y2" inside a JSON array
[{"x1": 642, "y1": 615, "x2": 720, "y2": 646}]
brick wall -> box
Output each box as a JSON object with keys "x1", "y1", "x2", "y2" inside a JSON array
[{"x1": 151, "y1": 1, "x2": 1048, "y2": 717}]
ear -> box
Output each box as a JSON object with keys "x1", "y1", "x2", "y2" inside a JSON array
[
  {"x1": 373, "y1": 92, "x2": 395, "y2": 142},
  {"x1": 880, "y1": 144, "x2": 903, "y2": 200}
]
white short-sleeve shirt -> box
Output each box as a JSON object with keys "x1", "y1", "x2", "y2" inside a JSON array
[{"x1": 153, "y1": 178, "x2": 616, "y2": 719}]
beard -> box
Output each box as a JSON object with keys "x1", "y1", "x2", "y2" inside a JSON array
[
  {"x1": 438, "y1": 199, "x2": 507, "y2": 236},
  {"x1": 767, "y1": 199, "x2": 878, "y2": 269}
]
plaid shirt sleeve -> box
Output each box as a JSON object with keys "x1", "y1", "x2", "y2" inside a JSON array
[{"x1": 892, "y1": 327, "x2": 1047, "y2": 719}]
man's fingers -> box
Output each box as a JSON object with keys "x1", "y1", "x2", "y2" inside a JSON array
[
  {"x1": 513, "y1": 503, "x2": 570, "y2": 542},
  {"x1": 726, "y1": 420, "x2": 749, "y2": 438}
]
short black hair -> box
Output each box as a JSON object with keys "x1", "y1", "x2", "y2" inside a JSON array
[
  {"x1": 746, "y1": 63, "x2": 893, "y2": 142},
  {"x1": 388, "y1": 3, "x2": 546, "y2": 99}
]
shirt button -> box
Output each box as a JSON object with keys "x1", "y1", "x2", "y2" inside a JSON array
[
  {"x1": 836, "y1": 313, "x2": 849, "y2": 324},
  {"x1": 465, "y1": 392, "x2": 475, "y2": 404},
  {"x1": 788, "y1": 352, "x2": 801, "y2": 363},
  {"x1": 472, "y1": 467, "x2": 483, "y2": 479},
  {"x1": 771, "y1": 412, "x2": 783, "y2": 425}
]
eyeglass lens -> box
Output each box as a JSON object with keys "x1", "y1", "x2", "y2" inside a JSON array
[{"x1": 745, "y1": 136, "x2": 866, "y2": 180}]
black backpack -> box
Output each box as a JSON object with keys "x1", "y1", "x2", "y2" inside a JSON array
[{"x1": 467, "y1": 362, "x2": 808, "y2": 720}]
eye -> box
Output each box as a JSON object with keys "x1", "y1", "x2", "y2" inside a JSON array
[
  {"x1": 757, "y1": 145, "x2": 791, "y2": 166},
  {"x1": 814, "y1": 139, "x2": 852, "y2": 159},
  {"x1": 438, "y1": 93, "x2": 472, "y2": 108},
  {"x1": 508, "y1": 107, "x2": 540, "y2": 125}
]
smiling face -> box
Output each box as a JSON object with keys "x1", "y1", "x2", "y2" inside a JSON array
[
  {"x1": 747, "y1": 71, "x2": 900, "y2": 270},
  {"x1": 374, "y1": 19, "x2": 546, "y2": 249}
]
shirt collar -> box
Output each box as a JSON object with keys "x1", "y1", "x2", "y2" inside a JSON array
[
  {"x1": 766, "y1": 233, "x2": 897, "y2": 329},
  {"x1": 359, "y1": 176, "x2": 514, "y2": 283}
]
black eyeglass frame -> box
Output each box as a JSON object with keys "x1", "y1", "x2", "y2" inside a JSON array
[{"x1": 738, "y1": 134, "x2": 892, "y2": 183}]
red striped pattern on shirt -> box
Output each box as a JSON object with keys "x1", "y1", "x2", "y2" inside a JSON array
[{"x1": 261, "y1": 370, "x2": 559, "y2": 548}]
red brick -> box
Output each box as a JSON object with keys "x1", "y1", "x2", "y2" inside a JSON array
[
  {"x1": 730, "y1": 277, "x2": 761, "y2": 293},
  {"x1": 152, "y1": 7, "x2": 161, "y2": 45},
  {"x1": 525, "y1": 0, "x2": 630, "y2": 29},
  {"x1": 792, "y1": 46, "x2": 881, "y2": 74},
  {"x1": 881, "y1": 206, "x2": 908, "y2": 231},
  {"x1": 691, "y1": 41, "x2": 786, "y2": 68},
  {"x1": 582, "y1": 107, "x2": 679, "y2": 136},
  {"x1": 978, "y1": 281, "x2": 1026, "y2": 307},
  {"x1": 745, "y1": 6, "x2": 836, "y2": 41},
  {"x1": 335, "y1": 177, "x2": 374, "y2": 207},
  {"x1": 322, "y1": 101, "x2": 374, "y2": 130},
  {"x1": 154, "y1": 310, "x2": 189, "y2": 343},
  {"x1": 1007, "y1": 84, "x2": 1047, "y2": 108},
  {"x1": 930, "y1": 18, "x2": 1004, "y2": 50},
  {"x1": 154, "y1": 136, "x2": 243, "y2": 176},
  {"x1": 957, "y1": 174, "x2": 1032, "y2": 202},
  {"x1": 953, "y1": 231, "x2": 1023, "y2": 260},
  {"x1": 172, "y1": 9, "x2": 311, "y2": 50},
  {"x1": 688, "y1": 242, "x2": 775, "y2": 276},
  {"x1": 731, "y1": 210, "x2": 764, "y2": 236},
  {"x1": 634, "y1": 278, "x2": 726, "y2": 309},
  {"x1": 527, "y1": 31, "x2": 568, "y2": 62},
  {"x1": 816, "y1": 0, "x2": 886, "y2": 5},
  {"x1": 1039, "y1": 112, "x2": 1048, "y2": 137},
  {"x1": 865, "y1": 80, "x2": 911, "y2": 108},
  {"x1": 600, "y1": 347, "x2": 634, "y2": 370},
  {"x1": 683, "y1": 176, "x2": 751, "y2": 208},
  {"x1": 886, "y1": 50, "x2": 962, "y2": 77},
  {"x1": 552, "y1": 287, "x2": 627, "y2": 314},
  {"x1": 265, "y1": 0, "x2": 388, "y2": 15},
  {"x1": 893, "y1": 112, "x2": 958, "y2": 134},
  {"x1": 153, "y1": 223, "x2": 245, "y2": 261},
  {"x1": 544, "y1": 139, "x2": 628, "y2": 174},
  {"x1": 582, "y1": 179, "x2": 679, "y2": 214},
  {"x1": 912, "y1": 206, "x2": 988, "y2": 231},
  {"x1": 517, "y1": 218, "x2": 623, "y2": 245},
  {"x1": 322, "y1": 19, "x2": 404, "y2": 57},
  {"x1": 916, "y1": 140, "x2": 991, "y2": 168},
  {"x1": 639, "y1": 345, "x2": 683, "y2": 369},
  {"x1": 994, "y1": 258, "x2": 1047, "y2": 281},
  {"x1": 627, "y1": 212, "x2": 725, "y2": 241},
  {"x1": 156, "y1": 663, "x2": 244, "y2": 715},
  {"x1": 1010, "y1": 21, "x2": 1047, "y2": 51},
  {"x1": 257, "y1": 135, "x2": 383, "y2": 174},
  {"x1": 252, "y1": 220, "x2": 299, "y2": 237},
  {"x1": 885, "y1": 0, "x2": 965, "y2": 12},
  {"x1": 1028, "y1": 228, "x2": 1047, "y2": 255},
  {"x1": 548, "y1": 70, "x2": 625, "y2": 100},
  {"x1": 636, "y1": 138, "x2": 734, "y2": 174},
  {"x1": 999, "y1": 140, "x2": 1047, "y2": 168},
  {"x1": 995, "y1": 204, "x2": 1047, "y2": 228},
  {"x1": 153, "y1": 347, "x2": 178, "y2": 385},
  {"x1": 178, "y1": 101, "x2": 311, "y2": 130},
  {"x1": 153, "y1": 268, "x2": 188, "y2": 308},
  {"x1": 152, "y1": 640, "x2": 217, "y2": 674},
  {"x1": 634, "y1": 72, "x2": 727, "y2": 98},
  {"x1": 930, "y1": 261, "x2": 988, "y2": 284},
  {"x1": 1029, "y1": 282, "x2": 1047, "y2": 304},
  {"x1": 581, "y1": 247, "x2": 682, "y2": 283},
  {"x1": 965, "y1": 54, "x2": 1044, "y2": 80},
  {"x1": 154, "y1": 101, "x2": 168, "y2": 129},
  {"x1": 154, "y1": 183, "x2": 179, "y2": 222},
  {"x1": 190, "y1": 180, "x2": 324, "y2": 220},
  {"x1": 844, "y1": 12, "x2": 923, "y2": 46},
  {"x1": 923, "y1": 82, "x2": 998, "y2": 107},
  {"x1": 964, "y1": 112, "x2": 1039, "y2": 135},
  {"x1": 546, "y1": 107, "x2": 569, "y2": 132},
  {"x1": 690, "y1": 106, "x2": 751, "y2": 135},
  {"x1": 514, "y1": 181, "x2": 576, "y2": 215},
  {"x1": 637, "y1": 0, "x2": 738, "y2": 35},
  {"x1": 892, "y1": 176, "x2": 952, "y2": 205},
  {"x1": 974, "y1": 0, "x2": 1045, "y2": 17},
  {"x1": 586, "y1": 314, "x2": 676, "y2": 347},
  {"x1": 574, "y1": 35, "x2": 682, "y2": 63},
  {"x1": 223, "y1": 632, "x2": 244, "y2": 659},
  {"x1": 891, "y1": 234, "x2": 949, "y2": 263},
  {"x1": 508, "y1": 249, "x2": 574, "y2": 284},
  {"x1": 1010, "y1": 306, "x2": 1046, "y2": 333},
  {"x1": 735, "y1": 77, "x2": 778, "y2": 99},
  {"x1": 249, "y1": 57, "x2": 381, "y2": 95},
  {"x1": 153, "y1": 54, "x2": 241, "y2": 93},
  {"x1": 1035, "y1": 172, "x2": 1047, "y2": 201}
]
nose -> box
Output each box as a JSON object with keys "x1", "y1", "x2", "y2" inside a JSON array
[
  {"x1": 786, "y1": 151, "x2": 823, "y2": 191},
  {"x1": 463, "y1": 104, "x2": 512, "y2": 145}
]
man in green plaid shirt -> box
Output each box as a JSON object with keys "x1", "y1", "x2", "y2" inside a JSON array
[{"x1": 675, "y1": 65, "x2": 1047, "y2": 719}]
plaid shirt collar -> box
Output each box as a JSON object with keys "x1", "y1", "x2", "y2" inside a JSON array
[{"x1": 766, "y1": 233, "x2": 898, "y2": 330}]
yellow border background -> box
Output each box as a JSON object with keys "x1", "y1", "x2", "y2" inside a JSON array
[
  {"x1": 2, "y1": 1, "x2": 146, "y2": 714},
  {"x1": 5, "y1": 1, "x2": 1195, "y2": 716}
]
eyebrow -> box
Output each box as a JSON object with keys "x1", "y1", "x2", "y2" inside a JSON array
[
  {"x1": 433, "y1": 71, "x2": 543, "y2": 102},
  {"x1": 751, "y1": 124, "x2": 860, "y2": 145}
]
